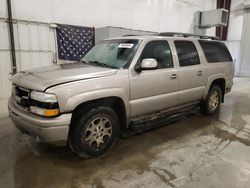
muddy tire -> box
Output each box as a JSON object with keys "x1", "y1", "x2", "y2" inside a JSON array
[
  {"x1": 69, "y1": 106, "x2": 120, "y2": 158},
  {"x1": 200, "y1": 85, "x2": 222, "y2": 115}
]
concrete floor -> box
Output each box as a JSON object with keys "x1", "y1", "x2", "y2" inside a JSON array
[{"x1": 1, "y1": 78, "x2": 250, "y2": 188}]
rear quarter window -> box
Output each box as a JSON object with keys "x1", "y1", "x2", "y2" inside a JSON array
[
  {"x1": 174, "y1": 41, "x2": 200, "y2": 67},
  {"x1": 199, "y1": 41, "x2": 232, "y2": 63}
]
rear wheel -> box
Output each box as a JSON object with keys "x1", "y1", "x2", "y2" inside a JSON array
[
  {"x1": 69, "y1": 106, "x2": 120, "y2": 158},
  {"x1": 200, "y1": 85, "x2": 222, "y2": 115}
]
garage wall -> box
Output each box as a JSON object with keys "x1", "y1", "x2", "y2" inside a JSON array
[
  {"x1": 0, "y1": 0, "x2": 216, "y2": 33},
  {"x1": 0, "y1": 20, "x2": 12, "y2": 116},
  {"x1": 227, "y1": 0, "x2": 244, "y2": 76},
  {"x1": 240, "y1": 8, "x2": 250, "y2": 77},
  {"x1": 0, "y1": 0, "x2": 216, "y2": 117}
]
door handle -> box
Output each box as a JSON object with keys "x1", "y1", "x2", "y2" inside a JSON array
[
  {"x1": 197, "y1": 71, "x2": 202, "y2": 76},
  {"x1": 170, "y1": 74, "x2": 177, "y2": 80}
]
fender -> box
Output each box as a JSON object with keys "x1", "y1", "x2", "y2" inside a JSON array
[
  {"x1": 203, "y1": 73, "x2": 227, "y2": 100},
  {"x1": 64, "y1": 88, "x2": 130, "y2": 117}
]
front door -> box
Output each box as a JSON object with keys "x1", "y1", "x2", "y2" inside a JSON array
[{"x1": 130, "y1": 40, "x2": 179, "y2": 117}]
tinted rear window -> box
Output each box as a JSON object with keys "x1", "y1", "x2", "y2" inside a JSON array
[
  {"x1": 174, "y1": 41, "x2": 200, "y2": 67},
  {"x1": 199, "y1": 41, "x2": 232, "y2": 63}
]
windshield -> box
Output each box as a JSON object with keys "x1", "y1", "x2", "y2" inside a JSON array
[{"x1": 82, "y1": 39, "x2": 141, "y2": 69}]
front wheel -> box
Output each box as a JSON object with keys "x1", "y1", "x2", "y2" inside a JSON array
[
  {"x1": 69, "y1": 106, "x2": 120, "y2": 158},
  {"x1": 200, "y1": 85, "x2": 222, "y2": 115}
]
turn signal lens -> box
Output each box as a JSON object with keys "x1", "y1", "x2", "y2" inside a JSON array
[
  {"x1": 44, "y1": 109, "x2": 60, "y2": 117},
  {"x1": 30, "y1": 106, "x2": 59, "y2": 117}
]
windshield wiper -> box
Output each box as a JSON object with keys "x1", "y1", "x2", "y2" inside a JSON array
[
  {"x1": 88, "y1": 61, "x2": 105, "y2": 67},
  {"x1": 79, "y1": 59, "x2": 87, "y2": 64},
  {"x1": 88, "y1": 61, "x2": 117, "y2": 69}
]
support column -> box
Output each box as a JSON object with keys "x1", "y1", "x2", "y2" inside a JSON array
[
  {"x1": 6, "y1": 0, "x2": 17, "y2": 74},
  {"x1": 216, "y1": 0, "x2": 231, "y2": 40}
]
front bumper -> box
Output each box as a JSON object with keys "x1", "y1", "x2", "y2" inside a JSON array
[{"x1": 8, "y1": 97, "x2": 72, "y2": 145}]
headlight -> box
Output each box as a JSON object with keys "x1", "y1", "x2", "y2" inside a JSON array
[
  {"x1": 30, "y1": 91, "x2": 58, "y2": 103},
  {"x1": 30, "y1": 91, "x2": 59, "y2": 117}
]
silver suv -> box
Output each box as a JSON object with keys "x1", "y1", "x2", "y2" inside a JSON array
[{"x1": 8, "y1": 33, "x2": 234, "y2": 158}]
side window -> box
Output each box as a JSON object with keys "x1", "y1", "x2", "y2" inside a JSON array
[
  {"x1": 141, "y1": 41, "x2": 173, "y2": 69},
  {"x1": 174, "y1": 41, "x2": 200, "y2": 67},
  {"x1": 199, "y1": 40, "x2": 233, "y2": 63}
]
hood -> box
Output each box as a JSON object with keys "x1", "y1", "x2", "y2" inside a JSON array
[{"x1": 12, "y1": 62, "x2": 117, "y2": 91}]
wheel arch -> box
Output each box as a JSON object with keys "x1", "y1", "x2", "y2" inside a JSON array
[
  {"x1": 70, "y1": 96, "x2": 128, "y2": 131},
  {"x1": 205, "y1": 76, "x2": 226, "y2": 103}
]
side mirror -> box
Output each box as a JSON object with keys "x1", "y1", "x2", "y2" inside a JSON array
[{"x1": 136, "y1": 58, "x2": 158, "y2": 72}]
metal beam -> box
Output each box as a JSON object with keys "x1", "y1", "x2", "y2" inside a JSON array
[
  {"x1": 6, "y1": 0, "x2": 17, "y2": 74},
  {"x1": 0, "y1": 17, "x2": 53, "y2": 26}
]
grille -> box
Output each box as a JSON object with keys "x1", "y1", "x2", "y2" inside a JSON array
[{"x1": 13, "y1": 86, "x2": 30, "y2": 107}]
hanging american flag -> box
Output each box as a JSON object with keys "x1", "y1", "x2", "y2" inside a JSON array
[{"x1": 56, "y1": 24, "x2": 95, "y2": 61}]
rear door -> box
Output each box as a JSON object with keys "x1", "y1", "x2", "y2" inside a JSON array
[
  {"x1": 174, "y1": 40, "x2": 207, "y2": 104},
  {"x1": 199, "y1": 40, "x2": 234, "y2": 89}
]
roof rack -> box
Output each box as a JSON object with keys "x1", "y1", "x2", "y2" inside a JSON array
[
  {"x1": 158, "y1": 32, "x2": 220, "y2": 40},
  {"x1": 122, "y1": 34, "x2": 155, "y2": 37},
  {"x1": 122, "y1": 34, "x2": 141, "y2": 37}
]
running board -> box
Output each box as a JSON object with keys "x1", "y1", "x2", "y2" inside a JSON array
[
  {"x1": 129, "y1": 112, "x2": 187, "y2": 132},
  {"x1": 128, "y1": 103, "x2": 199, "y2": 133}
]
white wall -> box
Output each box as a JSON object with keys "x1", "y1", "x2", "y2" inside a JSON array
[
  {"x1": 240, "y1": 7, "x2": 250, "y2": 77},
  {"x1": 0, "y1": 0, "x2": 216, "y2": 116},
  {"x1": 0, "y1": 0, "x2": 216, "y2": 33},
  {"x1": 227, "y1": 0, "x2": 244, "y2": 76},
  {"x1": 226, "y1": 0, "x2": 250, "y2": 77}
]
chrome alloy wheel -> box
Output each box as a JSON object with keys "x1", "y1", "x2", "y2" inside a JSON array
[
  {"x1": 208, "y1": 90, "x2": 220, "y2": 111},
  {"x1": 84, "y1": 117, "x2": 112, "y2": 148}
]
